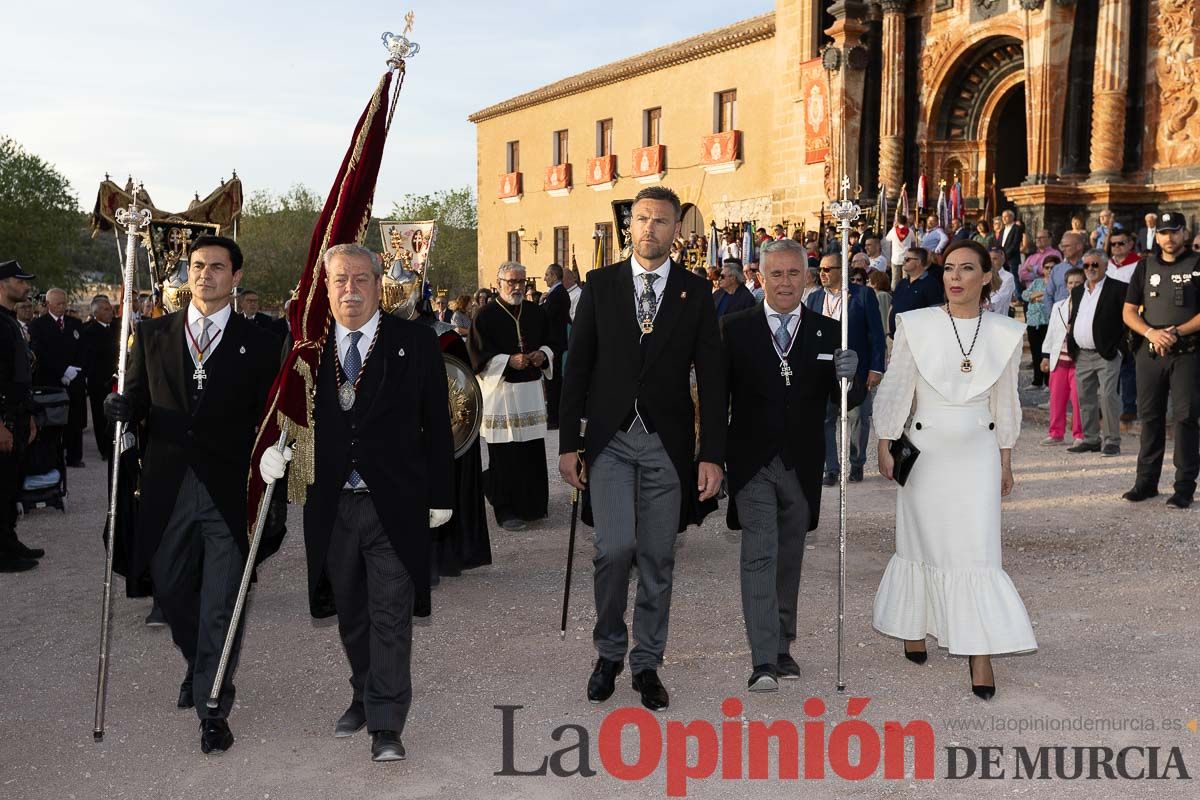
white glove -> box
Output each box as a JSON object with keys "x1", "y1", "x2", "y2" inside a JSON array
[
  {"x1": 429, "y1": 508, "x2": 453, "y2": 528},
  {"x1": 62, "y1": 366, "x2": 80, "y2": 384},
  {"x1": 259, "y1": 445, "x2": 294, "y2": 483}
]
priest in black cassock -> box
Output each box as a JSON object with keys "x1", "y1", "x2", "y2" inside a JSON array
[{"x1": 468, "y1": 262, "x2": 557, "y2": 531}]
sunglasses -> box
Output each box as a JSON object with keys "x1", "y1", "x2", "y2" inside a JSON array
[
  {"x1": 1110, "y1": 240, "x2": 1129, "y2": 246},
  {"x1": 1083, "y1": 262, "x2": 1103, "y2": 268}
]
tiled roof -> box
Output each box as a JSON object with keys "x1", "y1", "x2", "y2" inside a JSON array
[{"x1": 468, "y1": 13, "x2": 775, "y2": 123}]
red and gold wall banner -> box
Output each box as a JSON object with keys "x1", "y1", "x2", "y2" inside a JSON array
[
  {"x1": 801, "y1": 58, "x2": 830, "y2": 165},
  {"x1": 499, "y1": 171, "x2": 522, "y2": 199},
  {"x1": 586, "y1": 155, "x2": 616, "y2": 185}
]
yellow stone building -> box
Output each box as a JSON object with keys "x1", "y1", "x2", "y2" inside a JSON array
[{"x1": 471, "y1": 0, "x2": 1200, "y2": 287}]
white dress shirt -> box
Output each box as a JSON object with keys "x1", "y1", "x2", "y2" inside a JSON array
[
  {"x1": 1073, "y1": 278, "x2": 1104, "y2": 351},
  {"x1": 821, "y1": 288, "x2": 845, "y2": 322},
  {"x1": 987, "y1": 269, "x2": 1016, "y2": 315},
  {"x1": 186, "y1": 302, "x2": 232, "y2": 367},
  {"x1": 333, "y1": 309, "x2": 380, "y2": 366},
  {"x1": 763, "y1": 300, "x2": 801, "y2": 353}
]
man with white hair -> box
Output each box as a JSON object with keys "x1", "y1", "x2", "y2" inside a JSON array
[
  {"x1": 468, "y1": 262, "x2": 556, "y2": 530},
  {"x1": 29, "y1": 287, "x2": 87, "y2": 466}
]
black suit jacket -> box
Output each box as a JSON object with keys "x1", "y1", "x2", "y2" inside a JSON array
[
  {"x1": 721, "y1": 305, "x2": 850, "y2": 532},
  {"x1": 1001, "y1": 224, "x2": 1023, "y2": 272},
  {"x1": 560, "y1": 259, "x2": 727, "y2": 531},
  {"x1": 715, "y1": 284, "x2": 758, "y2": 318},
  {"x1": 81, "y1": 319, "x2": 119, "y2": 395},
  {"x1": 1067, "y1": 278, "x2": 1128, "y2": 361},
  {"x1": 29, "y1": 313, "x2": 85, "y2": 387},
  {"x1": 1135, "y1": 227, "x2": 1162, "y2": 257},
  {"x1": 123, "y1": 310, "x2": 281, "y2": 578},
  {"x1": 540, "y1": 283, "x2": 571, "y2": 358},
  {"x1": 303, "y1": 314, "x2": 454, "y2": 618}
]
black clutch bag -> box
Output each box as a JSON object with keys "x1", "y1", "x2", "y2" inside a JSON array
[{"x1": 888, "y1": 433, "x2": 920, "y2": 487}]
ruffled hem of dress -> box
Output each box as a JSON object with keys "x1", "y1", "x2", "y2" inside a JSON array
[{"x1": 872, "y1": 554, "x2": 1038, "y2": 656}]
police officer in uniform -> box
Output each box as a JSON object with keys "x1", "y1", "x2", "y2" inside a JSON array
[
  {"x1": 1121, "y1": 211, "x2": 1200, "y2": 508},
  {"x1": 0, "y1": 260, "x2": 42, "y2": 572}
]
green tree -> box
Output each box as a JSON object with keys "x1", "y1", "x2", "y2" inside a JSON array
[
  {"x1": 236, "y1": 184, "x2": 322, "y2": 309},
  {"x1": 0, "y1": 136, "x2": 84, "y2": 291},
  {"x1": 388, "y1": 186, "x2": 478, "y2": 297}
]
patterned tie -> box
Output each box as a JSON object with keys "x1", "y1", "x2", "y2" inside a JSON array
[
  {"x1": 56, "y1": 316, "x2": 64, "y2": 332},
  {"x1": 772, "y1": 313, "x2": 793, "y2": 353},
  {"x1": 639, "y1": 272, "x2": 660, "y2": 324},
  {"x1": 344, "y1": 331, "x2": 364, "y2": 487}
]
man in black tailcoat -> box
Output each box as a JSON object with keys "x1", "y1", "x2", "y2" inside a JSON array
[
  {"x1": 105, "y1": 235, "x2": 280, "y2": 755},
  {"x1": 540, "y1": 262, "x2": 571, "y2": 430},
  {"x1": 559, "y1": 186, "x2": 726, "y2": 712},
  {"x1": 262, "y1": 243, "x2": 454, "y2": 763},
  {"x1": 720, "y1": 238, "x2": 859, "y2": 692}
]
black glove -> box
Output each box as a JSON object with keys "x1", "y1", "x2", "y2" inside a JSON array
[{"x1": 103, "y1": 392, "x2": 131, "y2": 422}]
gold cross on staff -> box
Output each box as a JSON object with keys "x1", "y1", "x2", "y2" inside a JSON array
[{"x1": 403, "y1": 10, "x2": 415, "y2": 36}]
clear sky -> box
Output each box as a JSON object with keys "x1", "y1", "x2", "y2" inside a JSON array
[{"x1": 3, "y1": 0, "x2": 773, "y2": 215}]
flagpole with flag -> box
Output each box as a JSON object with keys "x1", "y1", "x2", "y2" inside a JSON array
[{"x1": 207, "y1": 25, "x2": 421, "y2": 710}]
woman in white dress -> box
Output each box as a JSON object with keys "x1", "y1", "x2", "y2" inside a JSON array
[{"x1": 873, "y1": 238, "x2": 1036, "y2": 700}]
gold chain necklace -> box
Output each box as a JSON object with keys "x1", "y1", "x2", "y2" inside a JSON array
[{"x1": 495, "y1": 299, "x2": 525, "y2": 351}]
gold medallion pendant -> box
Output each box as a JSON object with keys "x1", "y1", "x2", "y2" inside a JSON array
[
  {"x1": 960, "y1": 358, "x2": 973, "y2": 374},
  {"x1": 339, "y1": 381, "x2": 356, "y2": 411},
  {"x1": 641, "y1": 319, "x2": 654, "y2": 334}
]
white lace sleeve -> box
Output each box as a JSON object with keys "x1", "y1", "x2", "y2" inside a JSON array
[
  {"x1": 872, "y1": 318, "x2": 918, "y2": 441},
  {"x1": 990, "y1": 338, "x2": 1023, "y2": 449}
]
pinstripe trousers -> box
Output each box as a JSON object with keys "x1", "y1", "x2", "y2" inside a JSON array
[
  {"x1": 326, "y1": 492, "x2": 414, "y2": 734},
  {"x1": 734, "y1": 456, "x2": 811, "y2": 668},
  {"x1": 589, "y1": 428, "x2": 682, "y2": 673}
]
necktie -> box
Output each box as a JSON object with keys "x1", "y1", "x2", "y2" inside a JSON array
[
  {"x1": 345, "y1": 331, "x2": 364, "y2": 487},
  {"x1": 772, "y1": 313, "x2": 793, "y2": 353},
  {"x1": 639, "y1": 272, "x2": 660, "y2": 323},
  {"x1": 196, "y1": 317, "x2": 212, "y2": 355},
  {"x1": 56, "y1": 317, "x2": 64, "y2": 332}
]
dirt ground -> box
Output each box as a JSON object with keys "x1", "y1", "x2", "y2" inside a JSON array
[{"x1": 1, "y1": 373, "x2": 1197, "y2": 799}]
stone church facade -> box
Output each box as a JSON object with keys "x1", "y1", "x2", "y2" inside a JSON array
[{"x1": 471, "y1": 0, "x2": 1199, "y2": 283}]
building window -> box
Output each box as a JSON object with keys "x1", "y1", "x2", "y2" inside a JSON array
[
  {"x1": 507, "y1": 231, "x2": 520, "y2": 263},
  {"x1": 596, "y1": 223, "x2": 614, "y2": 266},
  {"x1": 644, "y1": 107, "x2": 662, "y2": 146},
  {"x1": 552, "y1": 130, "x2": 569, "y2": 166},
  {"x1": 506, "y1": 141, "x2": 520, "y2": 173},
  {"x1": 596, "y1": 119, "x2": 613, "y2": 156},
  {"x1": 715, "y1": 90, "x2": 737, "y2": 133},
  {"x1": 554, "y1": 227, "x2": 570, "y2": 267}
]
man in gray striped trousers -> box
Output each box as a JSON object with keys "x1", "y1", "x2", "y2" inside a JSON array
[{"x1": 720, "y1": 239, "x2": 858, "y2": 691}]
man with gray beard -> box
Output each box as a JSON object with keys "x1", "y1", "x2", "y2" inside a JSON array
[{"x1": 469, "y1": 262, "x2": 556, "y2": 530}]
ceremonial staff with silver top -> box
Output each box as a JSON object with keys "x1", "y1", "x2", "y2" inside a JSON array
[
  {"x1": 102, "y1": 232, "x2": 282, "y2": 754},
  {"x1": 93, "y1": 193, "x2": 150, "y2": 741},
  {"x1": 829, "y1": 175, "x2": 861, "y2": 693}
]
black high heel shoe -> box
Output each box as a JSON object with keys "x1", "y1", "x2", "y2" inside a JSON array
[
  {"x1": 902, "y1": 640, "x2": 927, "y2": 664},
  {"x1": 968, "y1": 655, "x2": 995, "y2": 700}
]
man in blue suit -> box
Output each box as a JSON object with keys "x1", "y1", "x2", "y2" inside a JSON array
[{"x1": 805, "y1": 253, "x2": 886, "y2": 484}]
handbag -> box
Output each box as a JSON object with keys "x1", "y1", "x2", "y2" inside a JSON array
[{"x1": 888, "y1": 433, "x2": 920, "y2": 487}]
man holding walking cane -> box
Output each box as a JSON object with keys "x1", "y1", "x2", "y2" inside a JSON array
[
  {"x1": 104, "y1": 235, "x2": 281, "y2": 754},
  {"x1": 558, "y1": 186, "x2": 726, "y2": 712}
]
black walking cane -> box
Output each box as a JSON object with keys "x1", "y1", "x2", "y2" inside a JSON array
[{"x1": 559, "y1": 417, "x2": 587, "y2": 640}]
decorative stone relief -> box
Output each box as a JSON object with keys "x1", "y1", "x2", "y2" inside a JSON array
[{"x1": 1152, "y1": 0, "x2": 1200, "y2": 166}]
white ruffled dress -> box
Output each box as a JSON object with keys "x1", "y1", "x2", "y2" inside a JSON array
[{"x1": 871, "y1": 307, "x2": 1037, "y2": 656}]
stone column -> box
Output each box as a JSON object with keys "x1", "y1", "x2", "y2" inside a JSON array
[
  {"x1": 877, "y1": 0, "x2": 908, "y2": 196},
  {"x1": 823, "y1": 1, "x2": 871, "y2": 198},
  {"x1": 1088, "y1": 0, "x2": 1131, "y2": 180},
  {"x1": 1021, "y1": 1, "x2": 1077, "y2": 183}
]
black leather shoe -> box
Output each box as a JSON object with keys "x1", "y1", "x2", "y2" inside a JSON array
[
  {"x1": 631, "y1": 670, "x2": 669, "y2": 712},
  {"x1": 1122, "y1": 485, "x2": 1159, "y2": 502},
  {"x1": 145, "y1": 604, "x2": 167, "y2": 627},
  {"x1": 587, "y1": 657, "x2": 623, "y2": 704},
  {"x1": 177, "y1": 680, "x2": 194, "y2": 709},
  {"x1": 822, "y1": 473, "x2": 839, "y2": 487},
  {"x1": 1066, "y1": 442, "x2": 1100, "y2": 454},
  {"x1": 748, "y1": 665, "x2": 779, "y2": 692},
  {"x1": 1166, "y1": 493, "x2": 1194, "y2": 509},
  {"x1": 776, "y1": 652, "x2": 801, "y2": 680},
  {"x1": 199, "y1": 719, "x2": 234, "y2": 754},
  {"x1": 0, "y1": 555, "x2": 37, "y2": 573},
  {"x1": 903, "y1": 640, "x2": 928, "y2": 664},
  {"x1": 849, "y1": 466, "x2": 864, "y2": 482},
  {"x1": 967, "y1": 656, "x2": 995, "y2": 701},
  {"x1": 371, "y1": 730, "x2": 406, "y2": 762},
  {"x1": 335, "y1": 702, "x2": 367, "y2": 737},
  {"x1": 67, "y1": 460, "x2": 86, "y2": 468}
]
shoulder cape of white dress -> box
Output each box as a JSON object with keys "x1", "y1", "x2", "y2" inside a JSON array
[{"x1": 898, "y1": 307, "x2": 1025, "y2": 404}]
